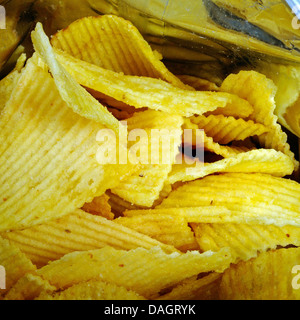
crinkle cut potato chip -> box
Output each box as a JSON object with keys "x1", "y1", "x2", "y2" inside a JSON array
[
  {"x1": 35, "y1": 279, "x2": 147, "y2": 301},
  {"x1": 110, "y1": 110, "x2": 183, "y2": 207},
  {"x1": 0, "y1": 54, "x2": 135, "y2": 232},
  {"x1": 32, "y1": 246, "x2": 233, "y2": 299},
  {"x1": 255, "y1": 60, "x2": 300, "y2": 137},
  {"x1": 168, "y1": 149, "x2": 294, "y2": 184},
  {"x1": 31, "y1": 23, "x2": 120, "y2": 133},
  {"x1": 183, "y1": 118, "x2": 254, "y2": 158},
  {"x1": 192, "y1": 223, "x2": 300, "y2": 264},
  {"x1": 115, "y1": 214, "x2": 199, "y2": 251},
  {"x1": 219, "y1": 247, "x2": 300, "y2": 300},
  {"x1": 156, "y1": 273, "x2": 222, "y2": 301},
  {"x1": 51, "y1": 15, "x2": 190, "y2": 90},
  {"x1": 0, "y1": 237, "x2": 36, "y2": 299},
  {"x1": 220, "y1": 70, "x2": 299, "y2": 170},
  {"x1": 4, "y1": 273, "x2": 56, "y2": 301},
  {"x1": 188, "y1": 114, "x2": 270, "y2": 145},
  {"x1": 176, "y1": 75, "x2": 220, "y2": 92},
  {"x1": 0, "y1": 54, "x2": 26, "y2": 112},
  {"x1": 53, "y1": 48, "x2": 253, "y2": 118},
  {"x1": 2, "y1": 209, "x2": 177, "y2": 268},
  {"x1": 157, "y1": 173, "x2": 300, "y2": 227}
]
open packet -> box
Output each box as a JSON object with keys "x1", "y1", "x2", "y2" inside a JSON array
[{"x1": 0, "y1": 0, "x2": 300, "y2": 301}]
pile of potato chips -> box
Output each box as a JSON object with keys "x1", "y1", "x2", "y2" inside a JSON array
[{"x1": 0, "y1": 14, "x2": 300, "y2": 300}]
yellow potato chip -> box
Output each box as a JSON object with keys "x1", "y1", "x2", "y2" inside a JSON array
[
  {"x1": 2, "y1": 209, "x2": 177, "y2": 268},
  {"x1": 87, "y1": 89, "x2": 139, "y2": 119},
  {"x1": 285, "y1": 99, "x2": 300, "y2": 142},
  {"x1": 111, "y1": 110, "x2": 183, "y2": 207},
  {"x1": 0, "y1": 55, "x2": 135, "y2": 232},
  {"x1": 168, "y1": 149, "x2": 294, "y2": 184},
  {"x1": 4, "y1": 274, "x2": 56, "y2": 301},
  {"x1": 192, "y1": 223, "x2": 300, "y2": 264},
  {"x1": 51, "y1": 15, "x2": 189, "y2": 89},
  {"x1": 221, "y1": 70, "x2": 298, "y2": 170},
  {"x1": 0, "y1": 53, "x2": 26, "y2": 112},
  {"x1": 31, "y1": 23, "x2": 120, "y2": 132},
  {"x1": 115, "y1": 214, "x2": 199, "y2": 251},
  {"x1": 34, "y1": 246, "x2": 233, "y2": 299},
  {"x1": 219, "y1": 247, "x2": 300, "y2": 300},
  {"x1": 189, "y1": 114, "x2": 270, "y2": 145},
  {"x1": 124, "y1": 205, "x2": 300, "y2": 227},
  {"x1": 158, "y1": 173, "x2": 300, "y2": 227},
  {"x1": 0, "y1": 237, "x2": 36, "y2": 298},
  {"x1": 82, "y1": 194, "x2": 114, "y2": 220},
  {"x1": 106, "y1": 191, "x2": 146, "y2": 217},
  {"x1": 183, "y1": 119, "x2": 254, "y2": 158},
  {"x1": 255, "y1": 61, "x2": 300, "y2": 137},
  {"x1": 176, "y1": 75, "x2": 220, "y2": 91},
  {"x1": 157, "y1": 273, "x2": 222, "y2": 300},
  {"x1": 54, "y1": 48, "x2": 253, "y2": 118},
  {"x1": 35, "y1": 279, "x2": 146, "y2": 301}
]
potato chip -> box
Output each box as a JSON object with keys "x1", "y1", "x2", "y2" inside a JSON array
[
  {"x1": 157, "y1": 273, "x2": 222, "y2": 300},
  {"x1": 167, "y1": 149, "x2": 294, "y2": 184},
  {"x1": 285, "y1": 99, "x2": 300, "y2": 141},
  {"x1": 115, "y1": 214, "x2": 199, "y2": 251},
  {"x1": 0, "y1": 237, "x2": 36, "y2": 299},
  {"x1": 183, "y1": 119, "x2": 253, "y2": 158},
  {"x1": 189, "y1": 114, "x2": 270, "y2": 145},
  {"x1": 176, "y1": 75, "x2": 220, "y2": 92},
  {"x1": 33, "y1": 246, "x2": 233, "y2": 299},
  {"x1": 51, "y1": 15, "x2": 189, "y2": 89},
  {"x1": 82, "y1": 194, "x2": 114, "y2": 220},
  {"x1": 220, "y1": 70, "x2": 298, "y2": 170},
  {"x1": 158, "y1": 173, "x2": 300, "y2": 227},
  {"x1": 53, "y1": 48, "x2": 253, "y2": 118},
  {"x1": 4, "y1": 274, "x2": 56, "y2": 301},
  {"x1": 31, "y1": 23, "x2": 120, "y2": 132},
  {"x1": 255, "y1": 61, "x2": 300, "y2": 137},
  {"x1": 2, "y1": 209, "x2": 177, "y2": 268},
  {"x1": 35, "y1": 279, "x2": 146, "y2": 301},
  {"x1": 87, "y1": 89, "x2": 139, "y2": 119},
  {"x1": 110, "y1": 110, "x2": 183, "y2": 207},
  {"x1": 0, "y1": 54, "x2": 26, "y2": 112},
  {"x1": 219, "y1": 247, "x2": 300, "y2": 300},
  {"x1": 192, "y1": 223, "x2": 300, "y2": 264},
  {"x1": 106, "y1": 191, "x2": 146, "y2": 217},
  {"x1": 0, "y1": 55, "x2": 135, "y2": 232}
]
